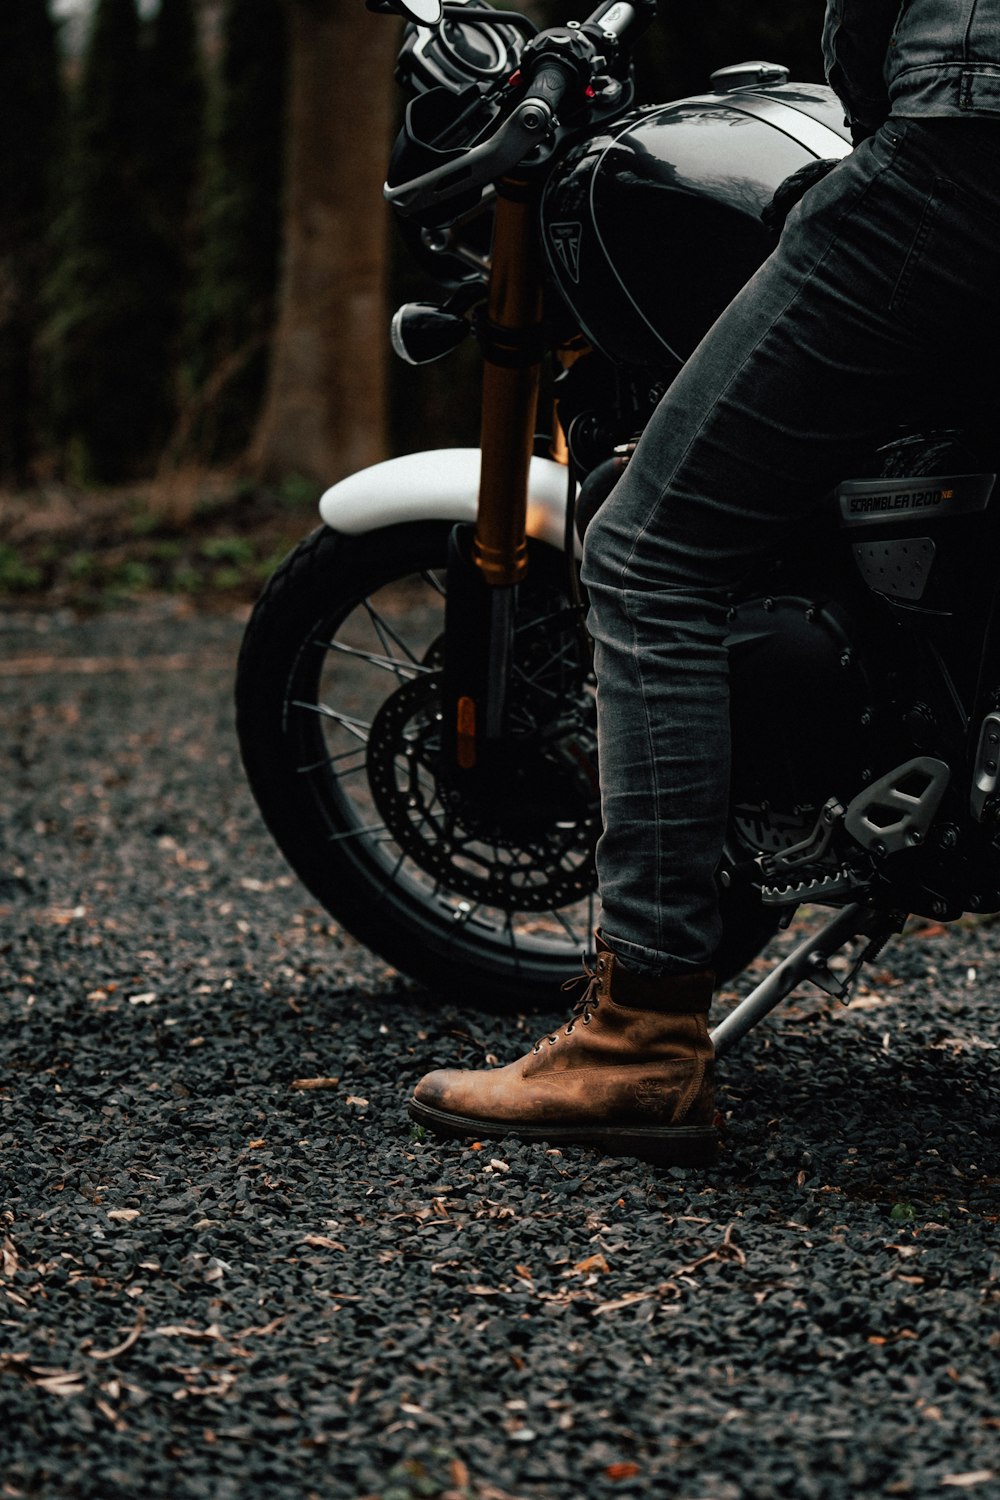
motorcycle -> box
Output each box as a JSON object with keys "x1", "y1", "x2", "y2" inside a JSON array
[{"x1": 236, "y1": 0, "x2": 1000, "y2": 1052}]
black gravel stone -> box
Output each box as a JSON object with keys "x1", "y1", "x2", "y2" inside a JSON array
[{"x1": 0, "y1": 603, "x2": 998, "y2": 1499}]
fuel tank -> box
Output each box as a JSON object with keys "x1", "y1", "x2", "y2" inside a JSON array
[{"x1": 541, "y1": 82, "x2": 851, "y2": 370}]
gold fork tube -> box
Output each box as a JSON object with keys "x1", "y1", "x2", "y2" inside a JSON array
[{"x1": 474, "y1": 177, "x2": 545, "y2": 588}]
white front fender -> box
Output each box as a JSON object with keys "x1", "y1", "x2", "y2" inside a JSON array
[{"x1": 318, "y1": 448, "x2": 573, "y2": 553}]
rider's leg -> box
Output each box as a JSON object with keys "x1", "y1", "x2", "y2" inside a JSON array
[
  {"x1": 410, "y1": 119, "x2": 1000, "y2": 1158},
  {"x1": 584, "y1": 117, "x2": 1000, "y2": 975}
]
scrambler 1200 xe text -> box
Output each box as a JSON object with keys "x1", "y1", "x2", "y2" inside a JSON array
[{"x1": 237, "y1": 0, "x2": 1000, "y2": 1052}]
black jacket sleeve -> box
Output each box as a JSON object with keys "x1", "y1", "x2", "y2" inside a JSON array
[{"x1": 822, "y1": 0, "x2": 901, "y2": 141}]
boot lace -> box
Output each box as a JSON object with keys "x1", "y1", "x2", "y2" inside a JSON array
[{"x1": 531, "y1": 956, "x2": 601, "y2": 1053}]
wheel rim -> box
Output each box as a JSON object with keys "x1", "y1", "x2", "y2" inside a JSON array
[{"x1": 284, "y1": 538, "x2": 602, "y2": 971}]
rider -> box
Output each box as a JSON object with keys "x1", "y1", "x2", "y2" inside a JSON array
[{"x1": 409, "y1": 1, "x2": 1000, "y2": 1163}]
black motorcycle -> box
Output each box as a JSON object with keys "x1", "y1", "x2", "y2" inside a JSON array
[{"x1": 236, "y1": 0, "x2": 1000, "y2": 1052}]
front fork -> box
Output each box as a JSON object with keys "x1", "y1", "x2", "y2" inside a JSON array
[{"x1": 442, "y1": 173, "x2": 545, "y2": 781}]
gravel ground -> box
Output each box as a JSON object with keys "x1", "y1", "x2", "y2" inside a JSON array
[{"x1": 1, "y1": 602, "x2": 998, "y2": 1500}]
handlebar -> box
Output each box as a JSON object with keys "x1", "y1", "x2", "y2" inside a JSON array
[
  {"x1": 521, "y1": 59, "x2": 574, "y2": 116},
  {"x1": 384, "y1": 0, "x2": 657, "y2": 216}
]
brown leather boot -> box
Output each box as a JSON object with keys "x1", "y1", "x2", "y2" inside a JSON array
[{"x1": 409, "y1": 941, "x2": 717, "y2": 1166}]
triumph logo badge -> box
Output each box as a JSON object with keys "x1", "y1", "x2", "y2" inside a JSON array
[{"x1": 550, "y1": 222, "x2": 583, "y2": 284}]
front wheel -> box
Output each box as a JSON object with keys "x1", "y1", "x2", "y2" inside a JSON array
[{"x1": 236, "y1": 521, "x2": 777, "y2": 1007}]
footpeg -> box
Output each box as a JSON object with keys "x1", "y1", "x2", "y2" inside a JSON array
[
  {"x1": 760, "y1": 862, "x2": 867, "y2": 907},
  {"x1": 758, "y1": 797, "x2": 844, "y2": 877},
  {"x1": 757, "y1": 798, "x2": 867, "y2": 906}
]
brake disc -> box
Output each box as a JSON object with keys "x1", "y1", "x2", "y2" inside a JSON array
[{"x1": 366, "y1": 671, "x2": 599, "y2": 911}]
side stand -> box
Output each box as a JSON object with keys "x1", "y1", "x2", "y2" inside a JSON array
[{"x1": 709, "y1": 902, "x2": 891, "y2": 1057}]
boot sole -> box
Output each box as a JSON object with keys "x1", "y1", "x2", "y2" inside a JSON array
[{"x1": 408, "y1": 1098, "x2": 719, "y2": 1167}]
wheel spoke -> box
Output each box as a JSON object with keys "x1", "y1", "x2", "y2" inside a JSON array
[
  {"x1": 515, "y1": 639, "x2": 579, "y2": 692},
  {"x1": 518, "y1": 605, "x2": 570, "y2": 633},
  {"x1": 314, "y1": 637, "x2": 432, "y2": 679},
  {"x1": 550, "y1": 905, "x2": 584, "y2": 947},
  {"x1": 296, "y1": 747, "x2": 368, "y2": 778},
  {"x1": 292, "y1": 700, "x2": 370, "y2": 744},
  {"x1": 420, "y1": 569, "x2": 447, "y2": 598},
  {"x1": 364, "y1": 601, "x2": 424, "y2": 666},
  {"x1": 503, "y1": 910, "x2": 522, "y2": 972},
  {"x1": 380, "y1": 847, "x2": 408, "y2": 892},
  {"x1": 327, "y1": 820, "x2": 389, "y2": 844}
]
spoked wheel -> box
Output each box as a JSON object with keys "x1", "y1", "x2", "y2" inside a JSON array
[{"x1": 236, "y1": 520, "x2": 777, "y2": 1007}]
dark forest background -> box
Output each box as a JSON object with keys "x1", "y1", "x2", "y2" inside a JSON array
[{"x1": 0, "y1": 0, "x2": 826, "y2": 597}]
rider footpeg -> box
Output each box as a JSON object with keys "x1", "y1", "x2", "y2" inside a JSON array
[
  {"x1": 757, "y1": 797, "x2": 867, "y2": 905},
  {"x1": 760, "y1": 863, "x2": 866, "y2": 907},
  {"x1": 757, "y1": 796, "x2": 844, "y2": 878}
]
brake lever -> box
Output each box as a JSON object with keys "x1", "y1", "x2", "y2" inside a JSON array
[
  {"x1": 384, "y1": 97, "x2": 556, "y2": 215},
  {"x1": 442, "y1": 5, "x2": 538, "y2": 40}
]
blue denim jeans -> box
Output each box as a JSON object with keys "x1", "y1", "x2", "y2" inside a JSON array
[{"x1": 580, "y1": 118, "x2": 1000, "y2": 976}]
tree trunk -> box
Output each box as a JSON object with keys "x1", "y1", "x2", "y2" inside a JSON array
[{"x1": 251, "y1": 0, "x2": 399, "y2": 483}]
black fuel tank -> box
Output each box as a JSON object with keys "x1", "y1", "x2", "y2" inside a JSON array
[{"x1": 541, "y1": 83, "x2": 851, "y2": 370}]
